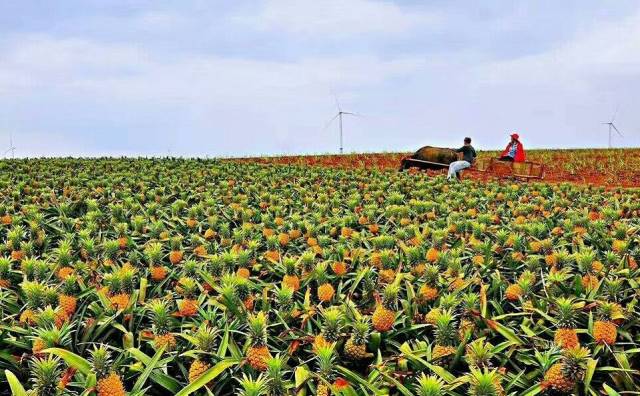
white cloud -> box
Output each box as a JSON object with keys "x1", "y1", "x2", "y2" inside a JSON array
[
  {"x1": 0, "y1": 34, "x2": 427, "y2": 156},
  {"x1": 236, "y1": 0, "x2": 438, "y2": 37}
]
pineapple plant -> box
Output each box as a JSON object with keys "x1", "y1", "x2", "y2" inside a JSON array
[
  {"x1": 58, "y1": 275, "x2": 78, "y2": 316},
  {"x1": 344, "y1": 316, "x2": 373, "y2": 360},
  {"x1": 187, "y1": 326, "x2": 218, "y2": 383},
  {"x1": 91, "y1": 346, "x2": 126, "y2": 396},
  {"x1": 372, "y1": 284, "x2": 398, "y2": 332},
  {"x1": 176, "y1": 276, "x2": 200, "y2": 317},
  {"x1": 431, "y1": 309, "x2": 459, "y2": 361},
  {"x1": 147, "y1": 299, "x2": 176, "y2": 351},
  {"x1": 169, "y1": 236, "x2": 184, "y2": 264},
  {"x1": 541, "y1": 347, "x2": 590, "y2": 393},
  {"x1": 246, "y1": 311, "x2": 272, "y2": 371},
  {"x1": 418, "y1": 264, "x2": 440, "y2": 303},
  {"x1": 553, "y1": 297, "x2": 582, "y2": 350},
  {"x1": 593, "y1": 301, "x2": 622, "y2": 345},
  {"x1": 314, "y1": 344, "x2": 336, "y2": 396},
  {"x1": 314, "y1": 306, "x2": 343, "y2": 352},
  {"x1": 282, "y1": 256, "x2": 300, "y2": 291},
  {"x1": 315, "y1": 263, "x2": 335, "y2": 303}
]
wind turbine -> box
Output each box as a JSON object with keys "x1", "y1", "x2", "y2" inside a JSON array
[
  {"x1": 325, "y1": 95, "x2": 358, "y2": 154},
  {"x1": 602, "y1": 106, "x2": 623, "y2": 148},
  {"x1": 4, "y1": 132, "x2": 16, "y2": 159}
]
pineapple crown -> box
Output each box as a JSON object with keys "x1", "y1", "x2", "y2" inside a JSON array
[
  {"x1": 314, "y1": 344, "x2": 336, "y2": 379},
  {"x1": 30, "y1": 356, "x2": 63, "y2": 396},
  {"x1": 55, "y1": 239, "x2": 74, "y2": 266},
  {"x1": 102, "y1": 239, "x2": 121, "y2": 258},
  {"x1": 236, "y1": 373, "x2": 270, "y2": 396},
  {"x1": 381, "y1": 284, "x2": 399, "y2": 310},
  {"x1": 423, "y1": 264, "x2": 440, "y2": 285},
  {"x1": 144, "y1": 242, "x2": 164, "y2": 265},
  {"x1": 177, "y1": 277, "x2": 198, "y2": 298},
  {"x1": 147, "y1": 299, "x2": 172, "y2": 334},
  {"x1": 170, "y1": 236, "x2": 183, "y2": 250},
  {"x1": 434, "y1": 309, "x2": 458, "y2": 346},
  {"x1": 236, "y1": 276, "x2": 252, "y2": 301},
  {"x1": 194, "y1": 325, "x2": 218, "y2": 353},
  {"x1": 464, "y1": 338, "x2": 495, "y2": 369},
  {"x1": 265, "y1": 354, "x2": 287, "y2": 393},
  {"x1": 283, "y1": 257, "x2": 298, "y2": 276},
  {"x1": 414, "y1": 373, "x2": 445, "y2": 396},
  {"x1": 597, "y1": 301, "x2": 624, "y2": 321},
  {"x1": 0, "y1": 257, "x2": 11, "y2": 279},
  {"x1": 32, "y1": 322, "x2": 72, "y2": 347},
  {"x1": 248, "y1": 311, "x2": 268, "y2": 346},
  {"x1": 554, "y1": 297, "x2": 583, "y2": 328},
  {"x1": 467, "y1": 368, "x2": 503, "y2": 396},
  {"x1": 313, "y1": 262, "x2": 330, "y2": 284},
  {"x1": 61, "y1": 276, "x2": 77, "y2": 295},
  {"x1": 350, "y1": 317, "x2": 371, "y2": 345},
  {"x1": 560, "y1": 347, "x2": 590, "y2": 382},
  {"x1": 320, "y1": 307, "x2": 343, "y2": 341},
  {"x1": 90, "y1": 345, "x2": 112, "y2": 379}
]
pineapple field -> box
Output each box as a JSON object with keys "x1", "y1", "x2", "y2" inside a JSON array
[{"x1": 1, "y1": 157, "x2": 640, "y2": 396}]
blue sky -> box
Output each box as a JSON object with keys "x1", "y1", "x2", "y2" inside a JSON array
[{"x1": 1, "y1": 1, "x2": 639, "y2": 157}]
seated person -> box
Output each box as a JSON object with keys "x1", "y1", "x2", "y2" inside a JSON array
[
  {"x1": 499, "y1": 133, "x2": 526, "y2": 162},
  {"x1": 447, "y1": 137, "x2": 476, "y2": 181}
]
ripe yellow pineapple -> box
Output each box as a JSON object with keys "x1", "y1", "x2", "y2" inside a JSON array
[
  {"x1": 372, "y1": 284, "x2": 398, "y2": 332},
  {"x1": 593, "y1": 302, "x2": 622, "y2": 345},
  {"x1": 169, "y1": 237, "x2": 184, "y2": 265},
  {"x1": 505, "y1": 284, "x2": 523, "y2": 301},
  {"x1": 344, "y1": 318, "x2": 372, "y2": 360},
  {"x1": 553, "y1": 298, "x2": 581, "y2": 350},
  {"x1": 246, "y1": 312, "x2": 271, "y2": 371},
  {"x1": 188, "y1": 359, "x2": 210, "y2": 383},
  {"x1": 315, "y1": 263, "x2": 335, "y2": 302},
  {"x1": 541, "y1": 347, "x2": 589, "y2": 393},
  {"x1": 96, "y1": 372, "x2": 126, "y2": 396},
  {"x1": 282, "y1": 257, "x2": 300, "y2": 291}
]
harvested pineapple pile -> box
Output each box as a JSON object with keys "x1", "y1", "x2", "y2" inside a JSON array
[{"x1": 0, "y1": 158, "x2": 639, "y2": 395}]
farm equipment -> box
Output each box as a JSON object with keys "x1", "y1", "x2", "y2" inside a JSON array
[{"x1": 400, "y1": 146, "x2": 545, "y2": 181}]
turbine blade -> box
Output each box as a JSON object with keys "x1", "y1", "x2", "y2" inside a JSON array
[
  {"x1": 323, "y1": 113, "x2": 340, "y2": 130},
  {"x1": 611, "y1": 104, "x2": 619, "y2": 122},
  {"x1": 331, "y1": 92, "x2": 342, "y2": 112},
  {"x1": 611, "y1": 123, "x2": 623, "y2": 136}
]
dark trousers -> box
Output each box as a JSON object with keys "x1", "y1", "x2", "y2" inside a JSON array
[{"x1": 498, "y1": 156, "x2": 514, "y2": 162}]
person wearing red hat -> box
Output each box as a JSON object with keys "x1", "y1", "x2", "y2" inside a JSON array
[{"x1": 499, "y1": 133, "x2": 526, "y2": 162}]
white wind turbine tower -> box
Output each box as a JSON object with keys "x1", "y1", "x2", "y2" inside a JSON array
[
  {"x1": 325, "y1": 95, "x2": 358, "y2": 154},
  {"x1": 602, "y1": 106, "x2": 623, "y2": 148},
  {"x1": 5, "y1": 132, "x2": 16, "y2": 159}
]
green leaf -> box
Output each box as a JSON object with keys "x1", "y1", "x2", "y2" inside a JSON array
[
  {"x1": 584, "y1": 358, "x2": 598, "y2": 392},
  {"x1": 603, "y1": 383, "x2": 621, "y2": 396},
  {"x1": 486, "y1": 318, "x2": 525, "y2": 346},
  {"x1": 336, "y1": 366, "x2": 384, "y2": 395},
  {"x1": 5, "y1": 370, "x2": 27, "y2": 396},
  {"x1": 132, "y1": 346, "x2": 165, "y2": 393},
  {"x1": 42, "y1": 348, "x2": 92, "y2": 375},
  {"x1": 174, "y1": 359, "x2": 239, "y2": 396}
]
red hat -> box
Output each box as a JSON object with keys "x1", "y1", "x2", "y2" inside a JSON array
[{"x1": 510, "y1": 133, "x2": 519, "y2": 140}]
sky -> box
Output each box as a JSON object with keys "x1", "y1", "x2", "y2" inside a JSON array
[{"x1": 1, "y1": 0, "x2": 639, "y2": 158}]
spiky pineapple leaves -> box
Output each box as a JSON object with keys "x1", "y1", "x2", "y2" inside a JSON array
[{"x1": 174, "y1": 358, "x2": 240, "y2": 396}]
